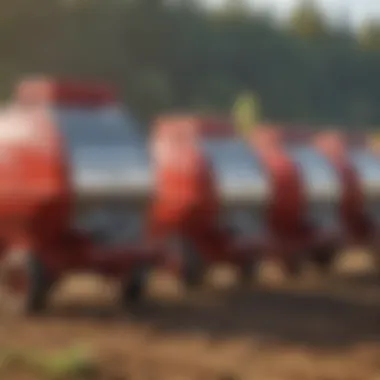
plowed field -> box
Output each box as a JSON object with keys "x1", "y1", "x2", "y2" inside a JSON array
[{"x1": 2, "y1": 250, "x2": 380, "y2": 380}]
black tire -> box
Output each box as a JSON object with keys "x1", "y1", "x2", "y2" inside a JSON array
[
  {"x1": 120, "y1": 264, "x2": 151, "y2": 306},
  {"x1": 310, "y1": 246, "x2": 336, "y2": 275},
  {"x1": 0, "y1": 252, "x2": 53, "y2": 316},
  {"x1": 237, "y1": 258, "x2": 261, "y2": 286},
  {"x1": 25, "y1": 255, "x2": 53, "y2": 314},
  {"x1": 176, "y1": 237, "x2": 205, "y2": 290},
  {"x1": 281, "y1": 255, "x2": 303, "y2": 279}
]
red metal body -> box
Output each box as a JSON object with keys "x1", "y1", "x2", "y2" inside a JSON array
[
  {"x1": 148, "y1": 115, "x2": 258, "y2": 275},
  {"x1": 249, "y1": 126, "x2": 339, "y2": 274},
  {"x1": 313, "y1": 131, "x2": 374, "y2": 247},
  {"x1": 0, "y1": 78, "x2": 160, "y2": 281}
]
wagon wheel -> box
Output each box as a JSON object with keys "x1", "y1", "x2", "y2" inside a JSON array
[
  {"x1": 310, "y1": 245, "x2": 336, "y2": 276},
  {"x1": 175, "y1": 236, "x2": 206, "y2": 290},
  {"x1": 237, "y1": 256, "x2": 261, "y2": 287},
  {"x1": 281, "y1": 253, "x2": 304, "y2": 279},
  {"x1": 0, "y1": 250, "x2": 52, "y2": 316},
  {"x1": 120, "y1": 263, "x2": 152, "y2": 305}
]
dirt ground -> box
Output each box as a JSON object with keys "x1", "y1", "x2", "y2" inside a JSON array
[{"x1": 2, "y1": 250, "x2": 380, "y2": 380}]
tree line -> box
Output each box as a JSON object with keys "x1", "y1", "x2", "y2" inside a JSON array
[{"x1": 1, "y1": 0, "x2": 380, "y2": 129}]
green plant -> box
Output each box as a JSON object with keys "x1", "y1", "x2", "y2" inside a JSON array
[{"x1": 0, "y1": 344, "x2": 99, "y2": 379}]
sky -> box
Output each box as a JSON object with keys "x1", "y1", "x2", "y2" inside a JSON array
[{"x1": 207, "y1": 0, "x2": 380, "y2": 27}]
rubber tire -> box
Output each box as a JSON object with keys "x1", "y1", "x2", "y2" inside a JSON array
[
  {"x1": 120, "y1": 264, "x2": 151, "y2": 305},
  {"x1": 24, "y1": 255, "x2": 53, "y2": 314},
  {"x1": 0, "y1": 253, "x2": 53, "y2": 316},
  {"x1": 237, "y1": 258, "x2": 261, "y2": 286},
  {"x1": 177, "y1": 237, "x2": 205, "y2": 290},
  {"x1": 310, "y1": 247, "x2": 336, "y2": 275},
  {"x1": 281, "y1": 255, "x2": 303, "y2": 279}
]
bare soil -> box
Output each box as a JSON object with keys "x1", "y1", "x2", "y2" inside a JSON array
[{"x1": 1, "y1": 250, "x2": 380, "y2": 380}]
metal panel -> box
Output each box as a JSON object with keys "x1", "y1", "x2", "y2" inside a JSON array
[
  {"x1": 350, "y1": 149, "x2": 380, "y2": 223},
  {"x1": 350, "y1": 149, "x2": 380, "y2": 200},
  {"x1": 289, "y1": 146, "x2": 341, "y2": 201},
  {"x1": 202, "y1": 138, "x2": 269, "y2": 237},
  {"x1": 54, "y1": 106, "x2": 153, "y2": 245},
  {"x1": 202, "y1": 139, "x2": 270, "y2": 206},
  {"x1": 289, "y1": 146, "x2": 341, "y2": 232},
  {"x1": 54, "y1": 107, "x2": 153, "y2": 202}
]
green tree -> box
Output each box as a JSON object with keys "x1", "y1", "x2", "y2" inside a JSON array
[
  {"x1": 289, "y1": 0, "x2": 330, "y2": 40},
  {"x1": 0, "y1": 0, "x2": 379, "y2": 127},
  {"x1": 358, "y1": 20, "x2": 380, "y2": 51}
]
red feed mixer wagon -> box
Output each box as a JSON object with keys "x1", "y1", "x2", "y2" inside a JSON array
[
  {"x1": 314, "y1": 130, "x2": 380, "y2": 269},
  {"x1": 248, "y1": 125, "x2": 342, "y2": 276},
  {"x1": 148, "y1": 114, "x2": 268, "y2": 287},
  {"x1": 0, "y1": 77, "x2": 162, "y2": 315}
]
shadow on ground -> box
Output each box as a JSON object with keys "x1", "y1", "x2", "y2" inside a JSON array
[{"x1": 43, "y1": 272, "x2": 380, "y2": 349}]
